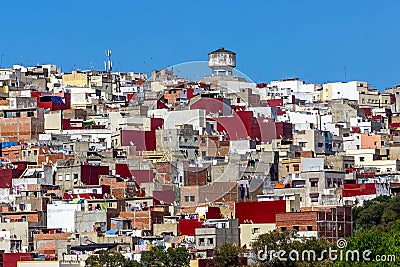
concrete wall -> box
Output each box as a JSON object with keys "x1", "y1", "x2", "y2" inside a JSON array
[
  {"x1": 44, "y1": 110, "x2": 62, "y2": 134},
  {"x1": 239, "y1": 223, "x2": 275, "y2": 248},
  {"x1": 153, "y1": 223, "x2": 178, "y2": 236},
  {"x1": 47, "y1": 203, "x2": 81, "y2": 232},
  {"x1": 0, "y1": 222, "x2": 28, "y2": 250},
  {"x1": 74, "y1": 210, "x2": 107, "y2": 233},
  {"x1": 164, "y1": 109, "x2": 206, "y2": 134}
]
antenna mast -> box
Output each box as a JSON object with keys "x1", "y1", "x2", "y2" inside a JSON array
[{"x1": 105, "y1": 49, "x2": 112, "y2": 73}]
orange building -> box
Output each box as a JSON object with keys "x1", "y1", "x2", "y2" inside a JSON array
[{"x1": 361, "y1": 133, "x2": 381, "y2": 149}]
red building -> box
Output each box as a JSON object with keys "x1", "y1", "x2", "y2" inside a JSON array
[
  {"x1": 178, "y1": 219, "x2": 204, "y2": 236},
  {"x1": 31, "y1": 92, "x2": 71, "y2": 111},
  {"x1": 0, "y1": 169, "x2": 12, "y2": 188},
  {"x1": 80, "y1": 165, "x2": 109, "y2": 185},
  {"x1": 342, "y1": 183, "x2": 376, "y2": 197},
  {"x1": 235, "y1": 201, "x2": 286, "y2": 225},
  {"x1": 119, "y1": 118, "x2": 163, "y2": 151},
  {"x1": 2, "y1": 253, "x2": 32, "y2": 267}
]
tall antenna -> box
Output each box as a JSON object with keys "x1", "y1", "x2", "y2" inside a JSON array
[
  {"x1": 105, "y1": 49, "x2": 112, "y2": 73},
  {"x1": 344, "y1": 66, "x2": 347, "y2": 82}
]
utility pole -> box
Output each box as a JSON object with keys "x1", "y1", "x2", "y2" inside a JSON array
[
  {"x1": 344, "y1": 66, "x2": 347, "y2": 82},
  {"x1": 0, "y1": 54, "x2": 3, "y2": 68}
]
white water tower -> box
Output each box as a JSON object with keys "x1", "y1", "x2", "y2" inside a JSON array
[{"x1": 208, "y1": 48, "x2": 236, "y2": 76}]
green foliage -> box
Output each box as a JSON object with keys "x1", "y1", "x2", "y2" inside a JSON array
[
  {"x1": 335, "y1": 220, "x2": 400, "y2": 267},
  {"x1": 352, "y1": 194, "x2": 400, "y2": 233},
  {"x1": 214, "y1": 243, "x2": 245, "y2": 267},
  {"x1": 250, "y1": 230, "x2": 336, "y2": 267},
  {"x1": 141, "y1": 246, "x2": 190, "y2": 267},
  {"x1": 85, "y1": 250, "x2": 140, "y2": 267}
]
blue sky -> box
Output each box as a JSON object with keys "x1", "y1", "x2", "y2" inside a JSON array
[{"x1": 1, "y1": 0, "x2": 399, "y2": 89}]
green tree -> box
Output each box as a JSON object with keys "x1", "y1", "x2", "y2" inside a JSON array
[
  {"x1": 214, "y1": 243, "x2": 245, "y2": 267},
  {"x1": 251, "y1": 230, "x2": 335, "y2": 267},
  {"x1": 335, "y1": 220, "x2": 400, "y2": 267},
  {"x1": 85, "y1": 250, "x2": 140, "y2": 267},
  {"x1": 167, "y1": 247, "x2": 190, "y2": 267},
  {"x1": 141, "y1": 246, "x2": 190, "y2": 267},
  {"x1": 353, "y1": 195, "x2": 400, "y2": 233}
]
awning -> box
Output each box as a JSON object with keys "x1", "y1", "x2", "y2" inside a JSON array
[
  {"x1": 70, "y1": 243, "x2": 117, "y2": 252},
  {"x1": 105, "y1": 230, "x2": 118, "y2": 235}
]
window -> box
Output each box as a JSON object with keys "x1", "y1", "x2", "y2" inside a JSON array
[
  {"x1": 360, "y1": 157, "x2": 365, "y2": 162},
  {"x1": 163, "y1": 137, "x2": 167, "y2": 142},
  {"x1": 199, "y1": 238, "x2": 205, "y2": 246},
  {"x1": 293, "y1": 164, "x2": 300, "y2": 172},
  {"x1": 184, "y1": 196, "x2": 189, "y2": 202},
  {"x1": 293, "y1": 226, "x2": 299, "y2": 231},
  {"x1": 317, "y1": 142, "x2": 323, "y2": 148},
  {"x1": 280, "y1": 227, "x2": 287, "y2": 231},
  {"x1": 252, "y1": 228, "x2": 259, "y2": 234},
  {"x1": 311, "y1": 197, "x2": 319, "y2": 202},
  {"x1": 207, "y1": 238, "x2": 214, "y2": 245},
  {"x1": 65, "y1": 174, "x2": 70, "y2": 181},
  {"x1": 190, "y1": 196, "x2": 195, "y2": 202},
  {"x1": 307, "y1": 226, "x2": 313, "y2": 231},
  {"x1": 310, "y1": 181, "x2": 318, "y2": 187},
  {"x1": 58, "y1": 175, "x2": 63, "y2": 181}
]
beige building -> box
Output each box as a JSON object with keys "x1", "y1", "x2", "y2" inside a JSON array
[
  {"x1": 346, "y1": 148, "x2": 399, "y2": 173},
  {"x1": 62, "y1": 72, "x2": 88, "y2": 87},
  {"x1": 279, "y1": 158, "x2": 301, "y2": 181},
  {"x1": 358, "y1": 86, "x2": 391, "y2": 108},
  {"x1": 44, "y1": 110, "x2": 62, "y2": 134},
  {"x1": 239, "y1": 223, "x2": 275, "y2": 248}
]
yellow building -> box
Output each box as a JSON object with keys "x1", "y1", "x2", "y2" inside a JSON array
[{"x1": 62, "y1": 72, "x2": 88, "y2": 87}]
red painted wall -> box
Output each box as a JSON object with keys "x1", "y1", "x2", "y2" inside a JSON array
[
  {"x1": 115, "y1": 163, "x2": 131, "y2": 178},
  {"x1": 342, "y1": 183, "x2": 376, "y2": 197},
  {"x1": 267, "y1": 99, "x2": 284, "y2": 108},
  {"x1": 130, "y1": 170, "x2": 154, "y2": 184},
  {"x1": 3, "y1": 253, "x2": 32, "y2": 267},
  {"x1": 153, "y1": 190, "x2": 175, "y2": 205},
  {"x1": 191, "y1": 98, "x2": 225, "y2": 115},
  {"x1": 0, "y1": 169, "x2": 12, "y2": 188},
  {"x1": 235, "y1": 201, "x2": 286, "y2": 225},
  {"x1": 206, "y1": 207, "x2": 221, "y2": 219},
  {"x1": 80, "y1": 165, "x2": 109, "y2": 185},
  {"x1": 178, "y1": 219, "x2": 203, "y2": 236}
]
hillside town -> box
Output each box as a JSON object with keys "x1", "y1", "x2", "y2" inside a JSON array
[{"x1": 0, "y1": 48, "x2": 399, "y2": 266}]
